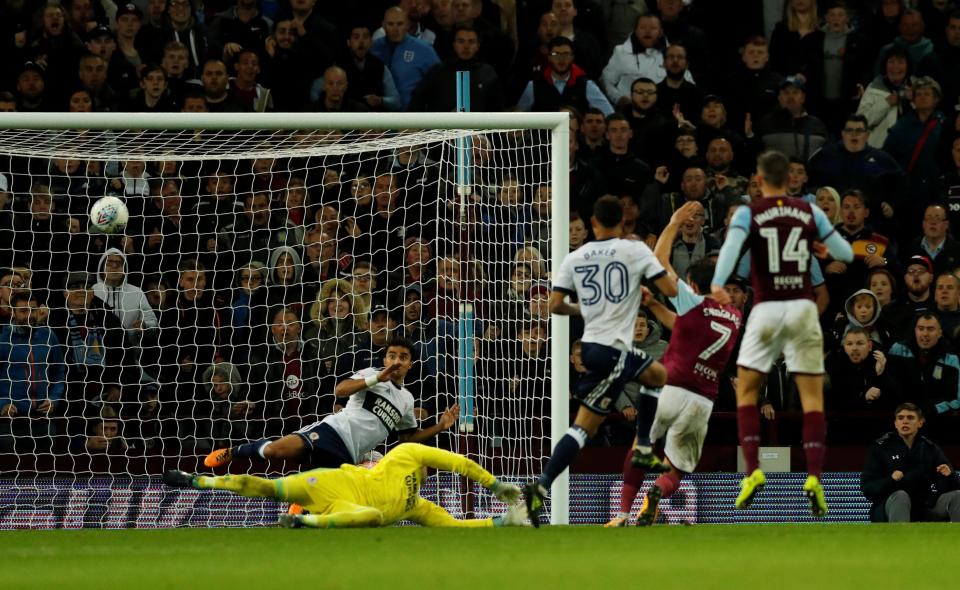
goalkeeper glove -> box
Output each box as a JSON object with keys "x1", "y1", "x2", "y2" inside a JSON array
[{"x1": 490, "y1": 479, "x2": 521, "y2": 503}]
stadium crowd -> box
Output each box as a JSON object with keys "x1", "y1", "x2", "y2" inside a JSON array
[{"x1": 1, "y1": 0, "x2": 960, "y2": 464}]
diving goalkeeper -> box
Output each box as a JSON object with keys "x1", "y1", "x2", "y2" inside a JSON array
[{"x1": 163, "y1": 443, "x2": 528, "y2": 528}]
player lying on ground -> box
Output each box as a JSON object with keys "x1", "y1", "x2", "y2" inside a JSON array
[
  {"x1": 204, "y1": 338, "x2": 459, "y2": 472},
  {"x1": 711, "y1": 150, "x2": 854, "y2": 516},
  {"x1": 606, "y1": 202, "x2": 743, "y2": 527},
  {"x1": 523, "y1": 195, "x2": 679, "y2": 527},
  {"x1": 164, "y1": 442, "x2": 528, "y2": 528}
]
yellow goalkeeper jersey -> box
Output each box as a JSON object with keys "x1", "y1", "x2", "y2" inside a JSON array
[{"x1": 277, "y1": 443, "x2": 497, "y2": 526}]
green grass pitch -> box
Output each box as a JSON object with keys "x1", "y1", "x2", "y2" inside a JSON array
[{"x1": 1, "y1": 524, "x2": 956, "y2": 590}]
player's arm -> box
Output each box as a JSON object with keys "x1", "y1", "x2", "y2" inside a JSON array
[
  {"x1": 641, "y1": 286, "x2": 677, "y2": 331},
  {"x1": 814, "y1": 205, "x2": 854, "y2": 263},
  {"x1": 811, "y1": 258, "x2": 830, "y2": 315},
  {"x1": 397, "y1": 443, "x2": 520, "y2": 502},
  {"x1": 653, "y1": 201, "x2": 702, "y2": 279},
  {"x1": 398, "y1": 403, "x2": 459, "y2": 443},
  {"x1": 549, "y1": 290, "x2": 580, "y2": 316},
  {"x1": 406, "y1": 497, "x2": 494, "y2": 528},
  {"x1": 334, "y1": 364, "x2": 402, "y2": 397},
  {"x1": 710, "y1": 205, "x2": 751, "y2": 303}
]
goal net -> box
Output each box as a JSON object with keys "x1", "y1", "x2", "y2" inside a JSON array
[{"x1": 0, "y1": 113, "x2": 570, "y2": 528}]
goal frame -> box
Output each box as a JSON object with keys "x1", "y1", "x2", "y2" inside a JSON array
[{"x1": 0, "y1": 111, "x2": 572, "y2": 525}]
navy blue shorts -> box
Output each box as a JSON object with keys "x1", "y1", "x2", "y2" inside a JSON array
[
  {"x1": 294, "y1": 422, "x2": 354, "y2": 468},
  {"x1": 575, "y1": 342, "x2": 654, "y2": 414}
]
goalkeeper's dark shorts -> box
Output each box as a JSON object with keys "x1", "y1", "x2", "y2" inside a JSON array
[
  {"x1": 575, "y1": 342, "x2": 654, "y2": 415},
  {"x1": 295, "y1": 422, "x2": 354, "y2": 468}
]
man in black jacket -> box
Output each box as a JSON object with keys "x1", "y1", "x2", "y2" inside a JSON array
[
  {"x1": 408, "y1": 25, "x2": 503, "y2": 113},
  {"x1": 861, "y1": 403, "x2": 960, "y2": 522}
]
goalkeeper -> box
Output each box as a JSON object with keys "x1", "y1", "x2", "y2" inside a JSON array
[{"x1": 163, "y1": 443, "x2": 528, "y2": 528}]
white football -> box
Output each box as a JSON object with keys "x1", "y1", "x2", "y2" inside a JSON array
[{"x1": 89, "y1": 196, "x2": 129, "y2": 233}]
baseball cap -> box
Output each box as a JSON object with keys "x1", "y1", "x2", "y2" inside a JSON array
[
  {"x1": 907, "y1": 255, "x2": 933, "y2": 274},
  {"x1": 65, "y1": 271, "x2": 94, "y2": 289},
  {"x1": 86, "y1": 25, "x2": 115, "y2": 42},
  {"x1": 702, "y1": 94, "x2": 723, "y2": 107},
  {"x1": 116, "y1": 3, "x2": 142, "y2": 19},
  {"x1": 781, "y1": 75, "x2": 806, "y2": 92},
  {"x1": 18, "y1": 61, "x2": 45, "y2": 77}
]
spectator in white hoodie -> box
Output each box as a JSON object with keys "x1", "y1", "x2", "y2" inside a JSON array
[{"x1": 93, "y1": 247, "x2": 158, "y2": 344}]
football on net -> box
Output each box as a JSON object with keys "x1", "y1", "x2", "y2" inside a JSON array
[{"x1": 89, "y1": 196, "x2": 129, "y2": 233}]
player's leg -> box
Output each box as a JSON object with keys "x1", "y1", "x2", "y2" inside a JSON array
[
  {"x1": 281, "y1": 500, "x2": 384, "y2": 529},
  {"x1": 205, "y1": 433, "x2": 308, "y2": 468},
  {"x1": 163, "y1": 469, "x2": 283, "y2": 501},
  {"x1": 630, "y1": 388, "x2": 668, "y2": 472},
  {"x1": 405, "y1": 497, "x2": 527, "y2": 528},
  {"x1": 786, "y1": 300, "x2": 828, "y2": 516},
  {"x1": 605, "y1": 448, "x2": 646, "y2": 527}
]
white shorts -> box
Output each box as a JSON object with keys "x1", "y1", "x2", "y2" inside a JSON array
[
  {"x1": 648, "y1": 385, "x2": 713, "y2": 474},
  {"x1": 737, "y1": 299, "x2": 824, "y2": 375}
]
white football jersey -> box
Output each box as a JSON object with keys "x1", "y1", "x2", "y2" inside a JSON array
[
  {"x1": 554, "y1": 238, "x2": 666, "y2": 350},
  {"x1": 320, "y1": 367, "x2": 418, "y2": 462}
]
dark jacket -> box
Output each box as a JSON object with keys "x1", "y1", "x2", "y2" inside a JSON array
[
  {"x1": 861, "y1": 431, "x2": 960, "y2": 521},
  {"x1": 887, "y1": 338, "x2": 960, "y2": 418},
  {"x1": 825, "y1": 351, "x2": 899, "y2": 411},
  {"x1": 408, "y1": 57, "x2": 504, "y2": 113},
  {"x1": 531, "y1": 64, "x2": 590, "y2": 114}
]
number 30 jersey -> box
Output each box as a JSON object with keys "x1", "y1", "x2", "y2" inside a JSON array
[
  {"x1": 732, "y1": 197, "x2": 835, "y2": 304},
  {"x1": 554, "y1": 238, "x2": 666, "y2": 351},
  {"x1": 661, "y1": 280, "x2": 742, "y2": 401}
]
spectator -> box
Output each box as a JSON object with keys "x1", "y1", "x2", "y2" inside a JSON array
[
  {"x1": 888, "y1": 312, "x2": 960, "y2": 419},
  {"x1": 602, "y1": 14, "x2": 685, "y2": 108},
  {"x1": 868, "y1": 267, "x2": 913, "y2": 343},
  {"x1": 829, "y1": 288, "x2": 892, "y2": 353},
  {"x1": 568, "y1": 212, "x2": 588, "y2": 250},
  {"x1": 857, "y1": 45, "x2": 912, "y2": 149},
  {"x1": 247, "y1": 305, "x2": 324, "y2": 435},
  {"x1": 826, "y1": 326, "x2": 898, "y2": 411},
  {"x1": 621, "y1": 77, "x2": 673, "y2": 167},
  {"x1": 903, "y1": 204, "x2": 960, "y2": 276},
  {"x1": 83, "y1": 412, "x2": 128, "y2": 454},
  {"x1": 51, "y1": 271, "x2": 137, "y2": 417},
  {"x1": 345, "y1": 304, "x2": 399, "y2": 376},
  {"x1": 374, "y1": 0, "x2": 436, "y2": 46},
  {"x1": 940, "y1": 136, "x2": 960, "y2": 228},
  {"x1": 137, "y1": 0, "x2": 169, "y2": 64},
  {"x1": 200, "y1": 58, "x2": 249, "y2": 112},
  {"x1": 768, "y1": 0, "x2": 819, "y2": 80},
  {"x1": 305, "y1": 278, "x2": 358, "y2": 377},
  {"x1": 0, "y1": 271, "x2": 26, "y2": 326},
  {"x1": 261, "y1": 19, "x2": 314, "y2": 111},
  {"x1": 194, "y1": 361, "x2": 252, "y2": 449},
  {"x1": 883, "y1": 76, "x2": 945, "y2": 207},
  {"x1": 94, "y1": 248, "x2": 159, "y2": 343},
  {"x1": 230, "y1": 50, "x2": 273, "y2": 112},
  {"x1": 592, "y1": 113, "x2": 652, "y2": 202},
  {"x1": 656, "y1": 42, "x2": 704, "y2": 127},
  {"x1": 815, "y1": 186, "x2": 841, "y2": 225},
  {"x1": 875, "y1": 8, "x2": 935, "y2": 73},
  {"x1": 513, "y1": 9, "x2": 559, "y2": 100},
  {"x1": 785, "y1": 158, "x2": 815, "y2": 201},
  {"x1": 704, "y1": 137, "x2": 749, "y2": 203},
  {"x1": 159, "y1": 259, "x2": 224, "y2": 400},
  {"x1": 17, "y1": 61, "x2": 51, "y2": 113},
  {"x1": 803, "y1": 1, "x2": 867, "y2": 133},
  {"x1": 114, "y1": 3, "x2": 146, "y2": 71},
  {"x1": 223, "y1": 261, "x2": 268, "y2": 363},
  {"x1": 348, "y1": 260, "x2": 377, "y2": 329},
  {"x1": 312, "y1": 65, "x2": 368, "y2": 113},
  {"x1": 160, "y1": 41, "x2": 191, "y2": 104},
  {"x1": 164, "y1": 0, "x2": 210, "y2": 77},
  {"x1": 578, "y1": 107, "x2": 607, "y2": 159},
  {"x1": 400, "y1": 284, "x2": 437, "y2": 380},
  {"x1": 85, "y1": 25, "x2": 138, "y2": 101},
  {"x1": 755, "y1": 76, "x2": 829, "y2": 161},
  {"x1": 694, "y1": 94, "x2": 752, "y2": 172},
  {"x1": 822, "y1": 189, "x2": 896, "y2": 318},
  {"x1": 861, "y1": 403, "x2": 960, "y2": 522},
  {"x1": 808, "y1": 114, "x2": 907, "y2": 236},
  {"x1": 408, "y1": 25, "x2": 503, "y2": 112},
  {"x1": 0, "y1": 292, "x2": 64, "y2": 450},
  {"x1": 338, "y1": 23, "x2": 400, "y2": 112},
  {"x1": 208, "y1": 0, "x2": 273, "y2": 61},
  {"x1": 722, "y1": 35, "x2": 784, "y2": 128},
  {"x1": 27, "y1": 4, "x2": 84, "y2": 98},
  {"x1": 124, "y1": 64, "x2": 175, "y2": 111},
  {"x1": 933, "y1": 272, "x2": 960, "y2": 342},
  {"x1": 371, "y1": 6, "x2": 440, "y2": 110},
  {"x1": 77, "y1": 53, "x2": 120, "y2": 112},
  {"x1": 659, "y1": 165, "x2": 729, "y2": 235},
  {"x1": 919, "y1": 10, "x2": 960, "y2": 116},
  {"x1": 515, "y1": 36, "x2": 613, "y2": 115},
  {"x1": 902, "y1": 255, "x2": 935, "y2": 316},
  {"x1": 301, "y1": 227, "x2": 346, "y2": 286},
  {"x1": 448, "y1": 0, "x2": 515, "y2": 76},
  {"x1": 230, "y1": 191, "x2": 284, "y2": 266}
]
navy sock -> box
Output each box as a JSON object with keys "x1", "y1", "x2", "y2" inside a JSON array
[
  {"x1": 233, "y1": 439, "x2": 271, "y2": 459},
  {"x1": 537, "y1": 426, "x2": 589, "y2": 489},
  {"x1": 634, "y1": 393, "x2": 659, "y2": 447}
]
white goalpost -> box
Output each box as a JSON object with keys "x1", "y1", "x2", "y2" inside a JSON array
[{"x1": 0, "y1": 112, "x2": 570, "y2": 527}]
